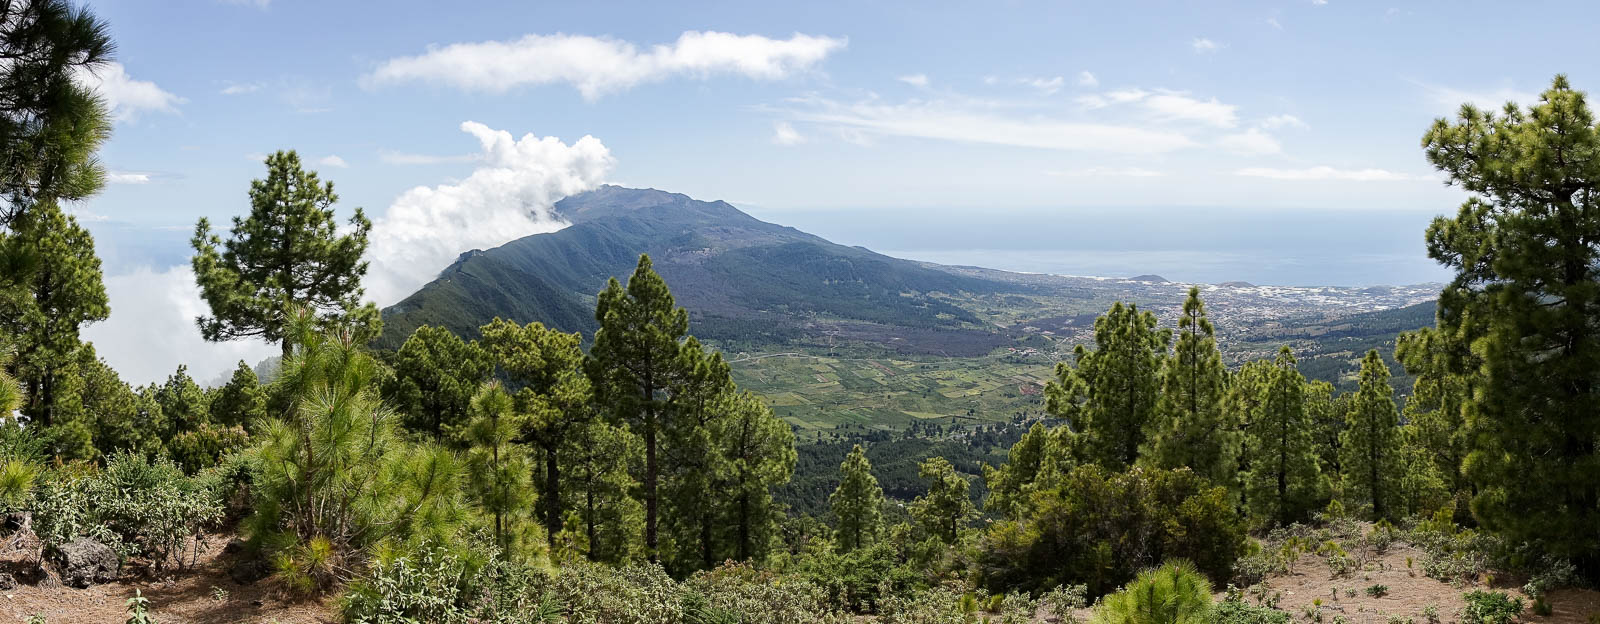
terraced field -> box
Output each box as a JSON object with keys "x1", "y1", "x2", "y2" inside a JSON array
[{"x1": 728, "y1": 352, "x2": 1055, "y2": 443}]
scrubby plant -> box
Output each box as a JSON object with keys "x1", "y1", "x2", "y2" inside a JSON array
[
  {"x1": 1211, "y1": 599, "x2": 1289, "y2": 624},
  {"x1": 1044, "y1": 584, "x2": 1089, "y2": 623},
  {"x1": 1459, "y1": 591, "x2": 1522, "y2": 624},
  {"x1": 1091, "y1": 560, "x2": 1213, "y2": 624},
  {"x1": 1365, "y1": 584, "x2": 1388, "y2": 598}
]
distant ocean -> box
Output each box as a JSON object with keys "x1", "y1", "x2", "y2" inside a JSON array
[{"x1": 754, "y1": 206, "x2": 1455, "y2": 288}]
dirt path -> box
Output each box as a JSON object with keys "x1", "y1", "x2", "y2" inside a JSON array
[{"x1": 0, "y1": 533, "x2": 333, "y2": 624}]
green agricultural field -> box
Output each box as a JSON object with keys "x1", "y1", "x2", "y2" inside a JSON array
[{"x1": 728, "y1": 353, "x2": 1055, "y2": 442}]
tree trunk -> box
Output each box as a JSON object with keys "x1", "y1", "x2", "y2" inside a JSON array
[{"x1": 545, "y1": 446, "x2": 561, "y2": 547}]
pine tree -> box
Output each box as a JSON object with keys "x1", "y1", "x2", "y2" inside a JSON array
[
  {"x1": 1146, "y1": 287, "x2": 1235, "y2": 485},
  {"x1": 585, "y1": 254, "x2": 689, "y2": 562},
  {"x1": 0, "y1": 0, "x2": 114, "y2": 228},
  {"x1": 1045, "y1": 302, "x2": 1169, "y2": 469},
  {"x1": 1, "y1": 201, "x2": 106, "y2": 426},
  {"x1": 717, "y1": 391, "x2": 794, "y2": 561},
  {"x1": 209, "y1": 361, "x2": 266, "y2": 430},
  {"x1": 152, "y1": 365, "x2": 208, "y2": 438},
  {"x1": 562, "y1": 419, "x2": 644, "y2": 563},
  {"x1": 1422, "y1": 75, "x2": 1600, "y2": 571},
  {"x1": 662, "y1": 338, "x2": 735, "y2": 573},
  {"x1": 830, "y1": 444, "x2": 884, "y2": 553},
  {"x1": 1242, "y1": 347, "x2": 1323, "y2": 525},
  {"x1": 460, "y1": 382, "x2": 536, "y2": 558},
  {"x1": 910, "y1": 456, "x2": 976, "y2": 544},
  {"x1": 1339, "y1": 350, "x2": 1402, "y2": 521},
  {"x1": 1394, "y1": 327, "x2": 1472, "y2": 494},
  {"x1": 479, "y1": 317, "x2": 590, "y2": 549},
  {"x1": 190, "y1": 151, "x2": 378, "y2": 360},
  {"x1": 1304, "y1": 381, "x2": 1346, "y2": 485},
  {"x1": 384, "y1": 325, "x2": 492, "y2": 440}
]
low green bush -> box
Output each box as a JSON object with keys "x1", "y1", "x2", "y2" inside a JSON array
[
  {"x1": 1212, "y1": 600, "x2": 1290, "y2": 624},
  {"x1": 1459, "y1": 590, "x2": 1523, "y2": 624},
  {"x1": 1091, "y1": 560, "x2": 1213, "y2": 624}
]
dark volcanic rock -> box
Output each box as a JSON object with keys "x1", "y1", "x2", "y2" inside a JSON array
[{"x1": 56, "y1": 538, "x2": 118, "y2": 588}]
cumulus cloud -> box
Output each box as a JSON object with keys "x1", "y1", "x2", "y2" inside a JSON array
[
  {"x1": 364, "y1": 121, "x2": 615, "y2": 305},
  {"x1": 73, "y1": 62, "x2": 184, "y2": 122},
  {"x1": 783, "y1": 96, "x2": 1195, "y2": 154},
  {"x1": 898, "y1": 74, "x2": 929, "y2": 88},
  {"x1": 317, "y1": 155, "x2": 349, "y2": 168},
  {"x1": 1217, "y1": 128, "x2": 1281, "y2": 154},
  {"x1": 772, "y1": 121, "x2": 806, "y2": 146},
  {"x1": 1234, "y1": 166, "x2": 1432, "y2": 181},
  {"x1": 1076, "y1": 71, "x2": 1098, "y2": 87},
  {"x1": 83, "y1": 266, "x2": 277, "y2": 386},
  {"x1": 361, "y1": 31, "x2": 846, "y2": 100},
  {"x1": 1024, "y1": 76, "x2": 1065, "y2": 94},
  {"x1": 1046, "y1": 166, "x2": 1162, "y2": 177}
]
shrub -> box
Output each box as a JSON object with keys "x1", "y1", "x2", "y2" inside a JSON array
[
  {"x1": 794, "y1": 541, "x2": 922, "y2": 612},
  {"x1": 29, "y1": 454, "x2": 223, "y2": 570},
  {"x1": 979, "y1": 465, "x2": 1245, "y2": 596},
  {"x1": 1365, "y1": 584, "x2": 1388, "y2": 598},
  {"x1": 1212, "y1": 600, "x2": 1290, "y2": 624},
  {"x1": 1459, "y1": 591, "x2": 1523, "y2": 624},
  {"x1": 1091, "y1": 560, "x2": 1213, "y2": 624},
  {"x1": 1043, "y1": 584, "x2": 1089, "y2": 623}
]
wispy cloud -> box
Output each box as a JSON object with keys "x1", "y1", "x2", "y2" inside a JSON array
[
  {"x1": 781, "y1": 96, "x2": 1195, "y2": 154},
  {"x1": 361, "y1": 31, "x2": 846, "y2": 100},
  {"x1": 1046, "y1": 166, "x2": 1163, "y2": 178},
  {"x1": 1235, "y1": 166, "x2": 1433, "y2": 181},
  {"x1": 107, "y1": 171, "x2": 152, "y2": 184},
  {"x1": 1218, "y1": 128, "x2": 1281, "y2": 155},
  {"x1": 1192, "y1": 37, "x2": 1222, "y2": 53},
  {"x1": 898, "y1": 74, "x2": 929, "y2": 88},
  {"x1": 1260, "y1": 114, "x2": 1307, "y2": 129},
  {"x1": 772, "y1": 121, "x2": 806, "y2": 146},
  {"x1": 1076, "y1": 71, "x2": 1098, "y2": 88},
  {"x1": 1420, "y1": 82, "x2": 1538, "y2": 115},
  {"x1": 73, "y1": 62, "x2": 184, "y2": 122},
  {"x1": 219, "y1": 81, "x2": 262, "y2": 95},
  {"x1": 378, "y1": 150, "x2": 482, "y2": 166},
  {"x1": 1077, "y1": 88, "x2": 1237, "y2": 127},
  {"x1": 316, "y1": 155, "x2": 349, "y2": 168}
]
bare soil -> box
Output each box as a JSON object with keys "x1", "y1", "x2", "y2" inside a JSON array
[{"x1": 0, "y1": 532, "x2": 334, "y2": 624}]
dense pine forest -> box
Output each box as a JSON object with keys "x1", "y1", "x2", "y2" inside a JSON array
[{"x1": 2, "y1": 1, "x2": 1599, "y2": 623}]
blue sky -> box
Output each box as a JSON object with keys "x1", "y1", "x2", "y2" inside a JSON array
[{"x1": 70, "y1": 0, "x2": 1588, "y2": 383}]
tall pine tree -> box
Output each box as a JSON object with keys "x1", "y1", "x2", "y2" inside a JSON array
[
  {"x1": 1339, "y1": 350, "x2": 1402, "y2": 521},
  {"x1": 1422, "y1": 75, "x2": 1600, "y2": 571},
  {"x1": 1146, "y1": 287, "x2": 1235, "y2": 486},
  {"x1": 1045, "y1": 302, "x2": 1169, "y2": 469},
  {"x1": 830, "y1": 443, "x2": 884, "y2": 553},
  {"x1": 191, "y1": 151, "x2": 378, "y2": 359},
  {"x1": 585, "y1": 254, "x2": 688, "y2": 562},
  {"x1": 1242, "y1": 347, "x2": 1322, "y2": 525},
  {"x1": 717, "y1": 391, "x2": 794, "y2": 561}
]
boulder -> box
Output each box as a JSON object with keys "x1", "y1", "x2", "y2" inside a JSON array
[
  {"x1": 228, "y1": 557, "x2": 269, "y2": 585},
  {"x1": 56, "y1": 538, "x2": 118, "y2": 588}
]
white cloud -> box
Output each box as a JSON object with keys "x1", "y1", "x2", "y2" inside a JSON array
[
  {"x1": 361, "y1": 31, "x2": 846, "y2": 100},
  {"x1": 772, "y1": 121, "x2": 806, "y2": 146},
  {"x1": 1192, "y1": 38, "x2": 1222, "y2": 53},
  {"x1": 107, "y1": 171, "x2": 151, "y2": 184},
  {"x1": 1076, "y1": 89, "x2": 1236, "y2": 127},
  {"x1": 1422, "y1": 83, "x2": 1538, "y2": 115},
  {"x1": 1046, "y1": 166, "x2": 1163, "y2": 178},
  {"x1": 73, "y1": 62, "x2": 184, "y2": 122},
  {"x1": 1234, "y1": 166, "x2": 1433, "y2": 181},
  {"x1": 898, "y1": 74, "x2": 929, "y2": 88},
  {"x1": 83, "y1": 266, "x2": 277, "y2": 386},
  {"x1": 1267, "y1": 17, "x2": 1283, "y2": 29},
  {"x1": 1217, "y1": 128, "x2": 1282, "y2": 154},
  {"x1": 1024, "y1": 76, "x2": 1065, "y2": 94},
  {"x1": 1311, "y1": 0, "x2": 1328, "y2": 5},
  {"x1": 784, "y1": 97, "x2": 1195, "y2": 154},
  {"x1": 316, "y1": 155, "x2": 349, "y2": 168},
  {"x1": 378, "y1": 150, "x2": 482, "y2": 166},
  {"x1": 220, "y1": 0, "x2": 270, "y2": 8},
  {"x1": 219, "y1": 81, "x2": 262, "y2": 95},
  {"x1": 1076, "y1": 71, "x2": 1098, "y2": 87},
  {"x1": 365, "y1": 122, "x2": 615, "y2": 305},
  {"x1": 1260, "y1": 114, "x2": 1307, "y2": 129}
]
